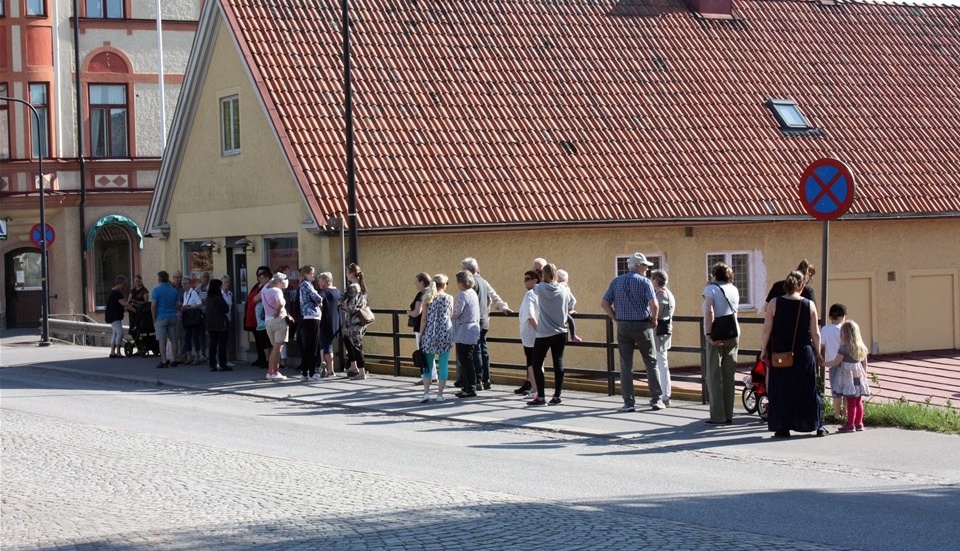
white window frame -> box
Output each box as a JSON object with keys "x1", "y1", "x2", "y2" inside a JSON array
[
  {"x1": 220, "y1": 95, "x2": 240, "y2": 156},
  {"x1": 89, "y1": 83, "x2": 129, "y2": 158},
  {"x1": 706, "y1": 251, "x2": 755, "y2": 309},
  {"x1": 614, "y1": 253, "x2": 665, "y2": 277}
]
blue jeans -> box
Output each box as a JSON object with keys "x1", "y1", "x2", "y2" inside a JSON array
[{"x1": 617, "y1": 320, "x2": 662, "y2": 407}]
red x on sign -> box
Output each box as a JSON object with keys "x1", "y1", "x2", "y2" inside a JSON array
[{"x1": 799, "y1": 158, "x2": 855, "y2": 221}]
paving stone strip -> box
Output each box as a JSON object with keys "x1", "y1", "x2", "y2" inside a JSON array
[{"x1": 2, "y1": 409, "x2": 855, "y2": 551}]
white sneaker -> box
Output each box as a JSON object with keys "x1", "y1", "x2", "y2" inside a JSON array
[
  {"x1": 300, "y1": 375, "x2": 309, "y2": 382},
  {"x1": 266, "y1": 374, "x2": 276, "y2": 380},
  {"x1": 309, "y1": 373, "x2": 324, "y2": 382},
  {"x1": 435, "y1": 394, "x2": 445, "y2": 403},
  {"x1": 226, "y1": 362, "x2": 235, "y2": 367},
  {"x1": 274, "y1": 374, "x2": 288, "y2": 381},
  {"x1": 418, "y1": 393, "x2": 431, "y2": 403}
]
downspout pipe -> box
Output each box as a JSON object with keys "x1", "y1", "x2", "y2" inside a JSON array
[{"x1": 74, "y1": 0, "x2": 89, "y2": 315}]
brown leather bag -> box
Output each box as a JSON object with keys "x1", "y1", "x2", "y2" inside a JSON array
[{"x1": 772, "y1": 299, "x2": 803, "y2": 368}]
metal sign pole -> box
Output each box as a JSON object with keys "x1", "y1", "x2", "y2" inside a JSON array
[{"x1": 821, "y1": 220, "x2": 829, "y2": 322}]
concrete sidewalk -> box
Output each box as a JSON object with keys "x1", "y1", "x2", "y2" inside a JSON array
[{"x1": 2, "y1": 329, "x2": 958, "y2": 480}]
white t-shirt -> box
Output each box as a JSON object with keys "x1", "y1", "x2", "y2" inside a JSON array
[
  {"x1": 260, "y1": 286, "x2": 286, "y2": 319},
  {"x1": 821, "y1": 322, "x2": 843, "y2": 363},
  {"x1": 518, "y1": 289, "x2": 539, "y2": 348}
]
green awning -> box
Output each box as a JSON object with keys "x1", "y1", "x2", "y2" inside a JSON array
[{"x1": 86, "y1": 215, "x2": 144, "y2": 250}]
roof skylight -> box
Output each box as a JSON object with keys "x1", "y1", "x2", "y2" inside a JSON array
[{"x1": 766, "y1": 99, "x2": 813, "y2": 130}]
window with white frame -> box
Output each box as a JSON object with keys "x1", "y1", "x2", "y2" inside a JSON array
[
  {"x1": 615, "y1": 254, "x2": 663, "y2": 276},
  {"x1": 90, "y1": 84, "x2": 128, "y2": 157},
  {"x1": 86, "y1": 0, "x2": 123, "y2": 18},
  {"x1": 220, "y1": 95, "x2": 240, "y2": 155},
  {"x1": 706, "y1": 252, "x2": 753, "y2": 307}
]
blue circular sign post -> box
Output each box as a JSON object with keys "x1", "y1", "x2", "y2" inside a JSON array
[
  {"x1": 30, "y1": 223, "x2": 56, "y2": 250},
  {"x1": 799, "y1": 158, "x2": 855, "y2": 347},
  {"x1": 799, "y1": 158, "x2": 855, "y2": 221}
]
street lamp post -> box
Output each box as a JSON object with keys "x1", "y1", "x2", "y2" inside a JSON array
[
  {"x1": 1, "y1": 95, "x2": 51, "y2": 346},
  {"x1": 340, "y1": 0, "x2": 359, "y2": 264}
]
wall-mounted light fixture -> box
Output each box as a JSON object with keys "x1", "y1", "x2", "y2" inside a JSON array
[
  {"x1": 200, "y1": 240, "x2": 221, "y2": 254},
  {"x1": 233, "y1": 237, "x2": 255, "y2": 253},
  {"x1": 301, "y1": 218, "x2": 323, "y2": 236}
]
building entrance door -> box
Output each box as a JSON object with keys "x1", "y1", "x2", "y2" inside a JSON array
[
  {"x1": 4, "y1": 248, "x2": 43, "y2": 328},
  {"x1": 230, "y1": 247, "x2": 248, "y2": 361}
]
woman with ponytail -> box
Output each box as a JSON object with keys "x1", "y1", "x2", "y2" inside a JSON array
[
  {"x1": 339, "y1": 263, "x2": 370, "y2": 379},
  {"x1": 417, "y1": 274, "x2": 453, "y2": 402}
]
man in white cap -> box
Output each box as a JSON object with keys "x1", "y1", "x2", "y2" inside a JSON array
[{"x1": 601, "y1": 253, "x2": 664, "y2": 412}]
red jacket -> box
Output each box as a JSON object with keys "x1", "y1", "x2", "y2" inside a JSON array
[{"x1": 244, "y1": 283, "x2": 262, "y2": 331}]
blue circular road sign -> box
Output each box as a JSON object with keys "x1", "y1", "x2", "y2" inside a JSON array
[
  {"x1": 799, "y1": 158, "x2": 855, "y2": 221},
  {"x1": 30, "y1": 223, "x2": 56, "y2": 249}
]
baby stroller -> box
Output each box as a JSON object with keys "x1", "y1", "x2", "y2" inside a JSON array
[
  {"x1": 124, "y1": 302, "x2": 160, "y2": 357},
  {"x1": 741, "y1": 354, "x2": 769, "y2": 420}
]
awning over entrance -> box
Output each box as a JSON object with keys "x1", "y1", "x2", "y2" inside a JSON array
[{"x1": 86, "y1": 215, "x2": 144, "y2": 250}]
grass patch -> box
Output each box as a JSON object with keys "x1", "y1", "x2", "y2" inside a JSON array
[{"x1": 825, "y1": 397, "x2": 960, "y2": 435}]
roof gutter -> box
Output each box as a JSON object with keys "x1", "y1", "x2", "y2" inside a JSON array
[{"x1": 345, "y1": 211, "x2": 960, "y2": 236}]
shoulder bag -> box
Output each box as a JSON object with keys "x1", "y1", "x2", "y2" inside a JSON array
[
  {"x1": 710, "y1": 283, "x2": 739, "y2": 340},
  {"x1": 772, "y1": 299, "x2": 804, "y2": 368},
  {"x1": 357, "y1": 294, "x2": 375, "y2": 325},
  {"x1": 181, "y1": 289, "x2": 204, "y2": 328}
]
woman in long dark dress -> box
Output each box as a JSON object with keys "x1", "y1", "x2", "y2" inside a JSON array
[{"x1": 760, "y1": 271, "x2": 827, "y2": 437}]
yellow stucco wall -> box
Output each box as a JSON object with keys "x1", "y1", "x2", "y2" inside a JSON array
[
  {"x1": 161, "y1": 18, "x2": 313, "y2": 277},
  {"x1": 351, "y1": 219, "x2": 959, "y2": 364}
]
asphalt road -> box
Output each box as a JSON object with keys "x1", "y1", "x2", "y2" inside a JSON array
[{"x1": 2, "y1": 366, "x2": 958, "y2": 551}]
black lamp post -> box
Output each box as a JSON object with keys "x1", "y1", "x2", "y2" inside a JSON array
[
  {"x1": 1, "y1": 95, "x2": 51, "y2": 346},
  {"x1": 340, "y1": 0, "x2": 359, "y2": 264}
]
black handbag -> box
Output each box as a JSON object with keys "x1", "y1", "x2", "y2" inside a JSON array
[
  {"x1": 182, "y1": 308, "x2": 203, "y2": 328},
  {"x1": 710, "y1": 283, "x2": 739, "y2": 340},
  {"x1": 412, "y1": 349, "x2": 427, "y2": 371},
  {"x1": 656, "y1": 318, "x2": 672, "y2": 336}
]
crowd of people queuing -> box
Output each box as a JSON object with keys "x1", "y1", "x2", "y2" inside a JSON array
[{"x1": 105, "y1": 253, "x2": 868, "y2": 437}]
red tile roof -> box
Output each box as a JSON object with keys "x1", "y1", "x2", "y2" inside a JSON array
[{"x1": 223, "y1": 0, "x2": 960, "y2": 230}]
